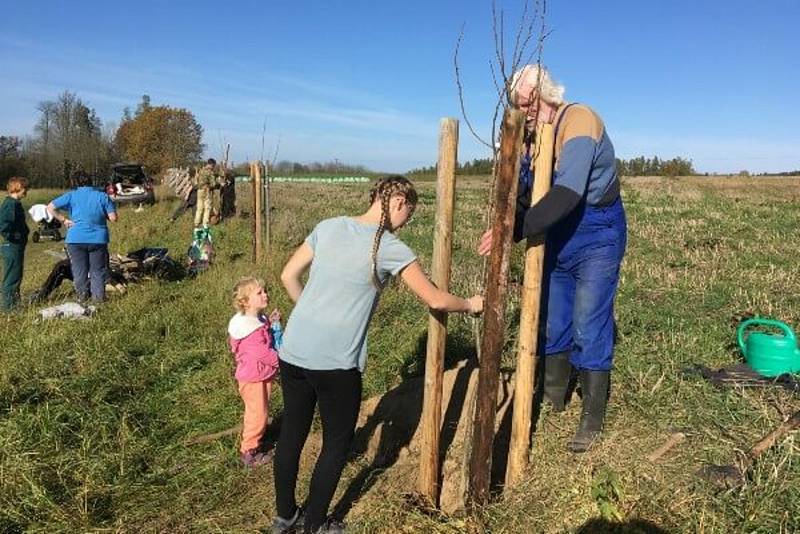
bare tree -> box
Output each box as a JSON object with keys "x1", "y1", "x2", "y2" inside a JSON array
[
  {"x1": 454, "y1": 0, "x2": 551, "y2": 354},
  {"x1": 26, "y1": 92, "x2": 110, "y2": 186},
  {"x1": 455, "y1": 0, "x2": 550, "y2": 156}
]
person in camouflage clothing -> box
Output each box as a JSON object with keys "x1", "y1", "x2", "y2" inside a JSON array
[{"x1": 194, "y1": 158, "x2": 217, "y2": 228}]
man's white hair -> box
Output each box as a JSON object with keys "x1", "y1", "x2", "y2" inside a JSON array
[{"x1": 510, "y1": 65, "x2": 566, "y2": 106}]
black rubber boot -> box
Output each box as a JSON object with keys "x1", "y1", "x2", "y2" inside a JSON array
[
  {"x1": 567, "y1": 370, "x2": 610, "y2": 453},
  {"x1": 543, "y1": 351, "x2": 572, "y2": 412}
]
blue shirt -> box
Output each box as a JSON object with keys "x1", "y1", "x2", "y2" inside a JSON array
[
  {"x1": 279, "y1": 217, "x2": 417, "y2": 372},
  {"x1": 51, "y1": 187, "x2": 116, "y2": 244}
]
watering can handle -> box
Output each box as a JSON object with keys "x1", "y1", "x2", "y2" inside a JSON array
[{"x1": 737, "y1": 318, "x2": 797, "y2": 353}]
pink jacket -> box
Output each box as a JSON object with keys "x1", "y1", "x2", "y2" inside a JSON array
[{"x1": 228, "y1": 313, "x2": 279, "y2": 383}]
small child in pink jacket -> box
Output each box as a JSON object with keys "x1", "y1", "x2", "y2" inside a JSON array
[{"x1": 228, "y1": 277, "x2": 281, "y2": 467}]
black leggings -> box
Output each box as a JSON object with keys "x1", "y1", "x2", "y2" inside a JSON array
[{"x1": 274, "y1": 359, "x2": 362, "y2": 532}]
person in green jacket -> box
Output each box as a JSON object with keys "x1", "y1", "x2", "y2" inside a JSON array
[{"x1": 0, "y1": 176, "x2": 30, "y2": 311}]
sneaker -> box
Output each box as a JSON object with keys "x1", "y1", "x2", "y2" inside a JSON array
[
  {"x1": 311, "y1": 518, "x2": 346, "y2": 534},
  {"x1": 271, "y1": 507, "x2": 303, "y2": 534},
  {"x1": 240, "y1": 448, "x2": 272, "y2": 467}
]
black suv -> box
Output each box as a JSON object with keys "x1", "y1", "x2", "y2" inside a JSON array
[{"x1": 105, "y1": 163, "x2": 156, "y2": 205}]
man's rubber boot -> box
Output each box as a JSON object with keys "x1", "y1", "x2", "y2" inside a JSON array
[
  {"x1": 543, "y1": 351, "x2": 572, "y2": 412},
  {"x1": 567, "y1": 370, "x2": 610, "y2": 453}
]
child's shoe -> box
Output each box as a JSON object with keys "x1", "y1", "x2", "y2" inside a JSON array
[
  {"x1": 240, "y1": 448, "x2": 272, "y2": 467},
  {"x1": 310, "y1": 517, "x2": 346, "y2": 533},
  {"x1": 271, "y1": 506, "x2": 303, "y2": 533}
]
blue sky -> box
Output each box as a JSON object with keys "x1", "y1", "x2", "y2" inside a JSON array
[{"x1": 1, "y1": 0, "x2": 797, "y2": 173}]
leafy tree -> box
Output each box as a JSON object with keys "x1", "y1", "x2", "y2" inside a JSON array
[{"x1": 115, "y1": 97, "x2": 204, "y2": 175}]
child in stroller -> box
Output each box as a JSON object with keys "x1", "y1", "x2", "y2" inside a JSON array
[{"x1": 28, "y1": 204, "x2": 63, "y2": 242}]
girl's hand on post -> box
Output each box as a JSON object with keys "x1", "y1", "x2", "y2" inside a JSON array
[
  {"x1": 467, "y1": 295, "x2": 484, "y2": 315},
  {"x1": 64, "y1": 219, "x2": 74, "y2": 228},
  {"x1": 477, "y1": 229, "x2": 493, "y2": 256}
]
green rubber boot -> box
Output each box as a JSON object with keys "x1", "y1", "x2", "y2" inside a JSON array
[
  {"x1": 567, "y1": 370, "x2": 610, "y2": 453},
  {"x1": 543, "y1": 351, "x2": 572, "y2": 412}
]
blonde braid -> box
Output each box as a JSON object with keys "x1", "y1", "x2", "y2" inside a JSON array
[{"x1": 369, "y1": 176, "x2": 418, "y2": 289}]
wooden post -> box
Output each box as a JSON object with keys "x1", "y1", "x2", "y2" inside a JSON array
[
  {"x1": 264, "y1": 160, "x2": 271, "y2": 256},
  {"x1": 217, "y1": 144, "x2": 230, "y2": 220},
  {"x1": 254, "y1": 161, "x2": 263, "y2": 263},
  {"x1": 221, "y1": 144, "x2": 230, "y2": 188},
  {"x1": 505, "y1": 122, "x2": 555, "y2": 489},
  {"x1": 250, "y1": 162, "x2": 257, "y2": 261},
  {"x1": 468, "y1": 108, "x2": 526, "y2": 506},
  {"x1": 417, "y1": 117, "x2": 459, "y2": 506}
]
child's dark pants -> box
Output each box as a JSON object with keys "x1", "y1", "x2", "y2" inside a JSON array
[{"x1": 274, "y1": 359, "x2": 362, "y2": 532}]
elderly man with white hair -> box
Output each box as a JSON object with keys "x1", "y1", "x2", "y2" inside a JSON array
[{"x1": 479, "y1": 65, "x2": 627, "y2": 452}]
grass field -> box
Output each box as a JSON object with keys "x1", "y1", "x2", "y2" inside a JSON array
[{"x1": 1, "y1": 176, "x2": 799, "y2": 533}]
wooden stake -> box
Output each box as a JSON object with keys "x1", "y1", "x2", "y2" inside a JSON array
[
  {"x1": 264, "y1": 160, "x2": 272, "y2": 256},
  {"x1": 418, "y1": 118, "x2": 458, "y2": 506},
  {"x1": 747, "y1": 409, "x2": 800, "y2": 459},
  {"x1": 505, "y1": 122, "x2": 555, "y2": 489},
  {"x1": 254, "y1": 161, "x2": 263, "y2": 263},
  {"x1": 250, "y1": 162, "x2": 257, "y2": 261},
  {"x1": 468, "y1": 108, "x2": 525, "y2": 506},
  {"x1": 647, "y1": 432, "x2": 686, "y2": 462}
]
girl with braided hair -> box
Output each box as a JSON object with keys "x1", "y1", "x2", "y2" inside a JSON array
[{"x1": 272, "y1": 175, "x2": 482, "y2": 534}]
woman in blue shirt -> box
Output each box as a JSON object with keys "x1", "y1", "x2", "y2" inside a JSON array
[{"x1": 47, "y1": 170, "x2": 118, "y2": 302}]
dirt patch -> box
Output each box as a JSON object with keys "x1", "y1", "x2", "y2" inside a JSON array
[{"x1": 325, "y1": 360, "x2": 518, "y2": 518}]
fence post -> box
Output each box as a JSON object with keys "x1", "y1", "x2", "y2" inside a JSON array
[
  {"x1": 467, "y1": 108, "x2": 526, "y2": 506},
  {"x1": 505, "y1": 122, "x2": 555, "y2": 489},
  {"x1": 417, "y1": 117, "x2": 459, "y2": 506},
  {"x1": 264, "y1": 161, "x2": 272, "y2": 256},
  {"x1": 253, "y1": 161, "x2": 263, "y2": 263}
]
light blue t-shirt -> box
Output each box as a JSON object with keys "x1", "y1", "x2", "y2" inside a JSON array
[
  {"x1": 51, "y1": 187, "x2": 116, "y2": 244},
  {"x1": 279, "y1": 216, "x2": 417, "y2": 372}
]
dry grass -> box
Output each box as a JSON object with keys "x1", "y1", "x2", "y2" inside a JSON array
[{"x1": 1, "y1": 176, "x2": 799, "y2": 532}]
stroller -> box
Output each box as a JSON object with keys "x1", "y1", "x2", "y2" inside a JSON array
[{"x1": 28, "y1": 204, "x2": 63, "y2": 243}]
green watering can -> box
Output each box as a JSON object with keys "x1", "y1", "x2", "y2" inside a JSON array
[{"x1": 737, "y1": 318, "x2": 800, "y2": 377}]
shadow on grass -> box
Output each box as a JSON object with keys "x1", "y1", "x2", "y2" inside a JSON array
[
  {"x1": 330, "y1": 303, "x2": 628, "y2": 514},
  {"x1": 577, "y1": 517, "x2": 668, "y2": 533},
  {"x1": 332, "y1": 330, "x2": 477, "y2": 520}
]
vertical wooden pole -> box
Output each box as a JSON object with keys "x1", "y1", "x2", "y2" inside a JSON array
[
  {"x1": 264, "y1": 160, "x2": 272, "y2": 256},
  {"x1": 217, "y1": 143, "x2": 230, "y2": 221},
  {"x1": 468, "y1": 108, "x2": 526, "y2": 505},
  {"x1": 250, "y1": 162, "x2": 257, "y2": 262},
  {"x1": 417, "y1": 117, "x2": 459, "y2": 506},
  {"x1": 254, "y1": 161, "x2": 263, "y2": 263},
  {"x1": 505, "y1": 122, "x2": 555, "y2": 489}
]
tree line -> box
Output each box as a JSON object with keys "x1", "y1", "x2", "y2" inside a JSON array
[
  {"x1": 615, "y1": 156, "x2": 695, "y2": 177},
  {"x1": 227, "y1": 160, "x2": 372, "y2": 177},
  {"x1": 408, "y1": 157, "x2": 494, "y2": 177},
  {"x1": 269, "y1": 160, "x2": 371, "y2": 175},
  {"x1": 1, "y1": 92, "x2": 204, "y2": 188},
  {"x1": 408, "y1": 155, "x2": 697, "y2": 177}
]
